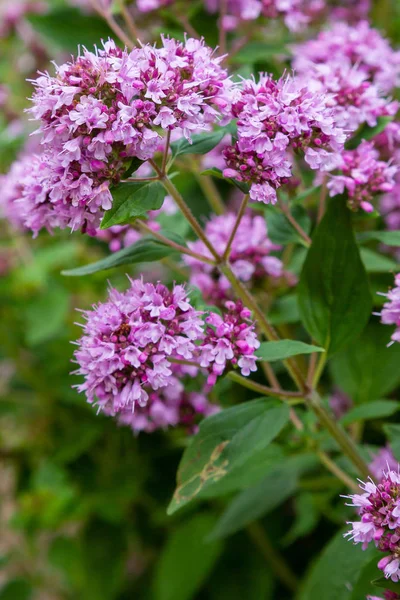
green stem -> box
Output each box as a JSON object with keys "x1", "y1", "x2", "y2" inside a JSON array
[
  {"x1": 280, "y1": 202, "x2": 312, "y2": 247},
  {"x1": 161, "y1": 172, "x2": 371, "y2": 480},
  {"x1": 305, "y1": 391, "x2": 370, "y2": 479},
  {"x1": 317, "y1": 450, "x2": 359, "y2": 492},
  {"x1": 247, "y1": 523, "x2": 299, "y2": 593},
  {"x1": 228, "y1": 371, "x2": 304, "y2": 403},
  {"x1": 157, "y1": 171, "x2": 221, "y2": 262},
  {"x1": 222, "y1": 194, "x2": 249, "y2": 260}
]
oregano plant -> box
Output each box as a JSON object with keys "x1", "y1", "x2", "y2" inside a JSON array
[{"x1": 1, "y1": 1, "x2": 400, "y2": 598}]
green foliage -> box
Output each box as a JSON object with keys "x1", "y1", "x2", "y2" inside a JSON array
[
  {"x1": 153, "y1": 514, "x2": 223, "y2": 600},
  {"x1": 256, "y1": 340, "x2": 324, "y2": 361},
  {"x1": 101, "y1": 182, "x2": 166, "y2": 228},
  {"x1": 298, "y1": 196, "x2": 373, "y2": 354},
  {"x1": 263, "y1": 204, "x2": 312, "y2": 246},
  {"x1": 300, "y1": 529, "x2": 381, "y2": 600},
  {"x1": 62, "y1": 238, "x2": 176, "y2": 276},
  {"x1": 345, "y1": 116, "x2": 394, "y2": 150},
  {"x1": 331, "y1": 322, "x2": 400, "y2": 404},
  {"x1": 168, "y1": 399, "x2": 289, "y2": 514}
]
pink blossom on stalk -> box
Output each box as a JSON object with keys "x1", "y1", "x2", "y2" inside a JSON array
[
  {"x1": 73, "y1": 279, "x2": 205, "y2": 414},
  {"x1": 293, "y1": 21, "x2": 400, "y2": 94},
  {"x1": 380, "y1": 274, "x2": 400, "y2": 346},
  {"x1": 183, "y1": 212, "x2": 286, "y2": 304},
  {"x1": 303, "y1": 60, "x2": 398, "y2": 133},
  {"x1": 23, "y1": 36, "x2": 231, "y2": 234},
  {"x1": 327, "y1": 141, "x2": 398, "y2": 213},
  {"x1": 344, "y1": 468, "x2": 400, "y2": 583},
  {"x1": 223, "y1": 74, "x2": 346, "y2": 204},
  {"x1": 200, "y1": 301, "x2": 259, "y2": 386},
  {"x1": 136, "y1": 0, "x2": 174, "y2": 10}
]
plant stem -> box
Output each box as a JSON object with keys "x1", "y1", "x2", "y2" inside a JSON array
[
  {"x1": 157, "y1": 170, "x2": 221, "y2": 261},
  {"x1": 247, "y1": 523, "x2": 299, "y2": 593},
  {"x1": 317, "y1": 450, "x2": 359, "y2": 492},
  {"x1": 312, "y1": 353, "x2": 327, "y2": 388},
  {"x1": 305, "y1": 391, "x2": 370, "y2": 479},
  {"x1": 91, "y1": 0, "x2": 134, "y2": 49},
  {"x1": 135, "y1": 220, "x2": 216, "y2": 266},
  {"x1": 222, "y1": 194, "x2": 249, "y2": 260},
  {"x1": 260, "y1": 361, "x2": 281, "y2": 390},
  {"x1": 218, "y1": 0, "x2": 228, "y2": 56},
  {"x1": 160, "y1": 172, "x2": 371, "y2": 480},
  {"x1": 119, "y1": 3, "x2": 141, "y2": 40},
  {"x1": 317, "y1": 176, "x2": 327, "y2": 224},
  {"x1": 186, "y1": 158, "x2": 225, "y2": 215},
  {"x1": 162, "y1": 130, "x2": 171, "y2": 174},
  {"x1": 280, "y1": 202, "x2": 312, "y2": 247},
  {"x1": 227, "y1": 372, "x2": 304, "y2": 403}
]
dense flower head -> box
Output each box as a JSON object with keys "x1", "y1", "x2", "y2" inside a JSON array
[
  {"x1": 183, "y1": 212, "x2": 285, "y2": 303},
  {"x1": 304, "y1": 60, "x2": 398, "y2": 133},
  {"x1": 293, "y1": 21, "x2": 400, "y2": 94},
  {"x1": 200, "y1": 301, "x2": 259, "y2": 386},
  {"x1": 327, "y1": 141, "x2": 398, "y2": 213},
  {"x1": 223, "y1": 73, "x2": 346, "y2": 204},
  {"x1": 25, "y1": 36, "x2": 231, "y2": 234},
  {"x1": 74, "y1": 278, "x2": 205, "y2": 414},
  {"x1": 345, "y1": 468, "x2": 400, "y2": 583},
  {"x1": 380, "y1": 274, "x2": 400, "y2": 345},
  {"x1": 117, "y1": 364, "x2": 218, "y2": 434},
  {"x1": 329, "y1": 0, "x2": 370, "y2": 23}
]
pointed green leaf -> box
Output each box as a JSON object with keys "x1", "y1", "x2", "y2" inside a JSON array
[
  {"x1": 371, "y1": 577, "x2": 400, "y2": 594},
  {"x1": 153, "y1": 514, "x2": 223, "y2": 600},
  {"x1": 345, "y1": 116, "x2": 394, "y2": 150},
  {"x1": 340, "y1": 400, "x2": 400, "y2": 426},
  {"x1": 62, "y1": 238, "x2": 175, "y2": 276},
  {"x1": 255, "y1": 340, "x2": 324, "y2": 362},
  {"x1": 101, "y1": 181, "x2": 166, "y2": 229},
  {"x1": 298, "y1": 196, "x2": 373, "y2": 355},
  {"x1": 171, "y1": 129, "x2": 227, "y2": 159},
  {"x1": 263, "y1": 205, "x2": 311, "y2": 246},
  {"x1": 201, "y1": 167, "x2": 250, "y2": 193},
  {"x1": 360, "y1": 247, "x2": 398, "y2": 273},
  {"x1": 357, "y1": 230, "x2": 400, "y2": 246},
  {"x1": 167, "y1": 399, "x2": 289, "y2": 514}
]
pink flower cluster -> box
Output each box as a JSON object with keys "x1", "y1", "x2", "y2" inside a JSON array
[
  {"x1": 327, "y1": 141, "x2": 398, "y2": 213},
  {"x1": 223, "y1": 74, "x2": 346, "y2": 205},
  {"x1": 74, "y1": 279, "x2": 205, "y2": 413},
  {"x1": 117, "y1": 364, "x2": 218, "y2": 434},
  {"x1": 303, "y1": 60, "x2": 398, "y2": 133},
  {"x1": 184, "y1": 212, "x2": 284, "y2": 303},
  {"x1": 200, "y1": 301, "x2": 260, "y2": 386},
  {"x1": 293, "y1": 21, "x2": 400, "y2": 94},
  {"x1": 368, "y1": 594, "x2": 400, "y2": 600},
  {"x1": 380, "y1": 274, "x2": 400, "y2": 346},
  {"x1": 74, "y1": 279, "x2": 259, "y2": 418},
  {"x1": 345, "y1": 468, "x2": 400, "y2": 583},
  {"x1": 20, "y1": 36, "x2": 230, "y2": 234}
]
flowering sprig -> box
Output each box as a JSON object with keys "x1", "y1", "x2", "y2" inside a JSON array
[
  {"x1": 380, "y1": 274, "x2": 400, "y2": 346},
  {"x1": 345, "y1": 467, "x2": 400, "y2": 583},
  {"x1": 223, "y1": 73, "x2": 346, "y2": 205}
]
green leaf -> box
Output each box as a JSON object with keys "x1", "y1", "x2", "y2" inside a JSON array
[
  {"x1": 25, "y1": 286, "x2": 69, "y2": 345},
  {"x1": 360, "y1": 247, "x2": 399, "y2": 273},
  {"x1": 256, "y1": 340, "x2": 324, "y2": 362},
  {"x1": 300, "y1": 529, "x2": 380, "y2": 600},
  {"x1": 199, "y1": 444, "x2": 284, "y2": 500},
  {"x1": 153, "y1": 514, "x2": 223, "y2": 600},
  {"x1": 357, "y1": 230, "x2": 400, "y2": 246},
  {"x1": 207, "y1": 459, "x2": 301, "y2": 540},
  {"x1": 0, "y1": 579, "x2": 32, "y2": 600},
  {"x1": 101, "y1": 181, "x2": 166, "y2": 229},
  {"x1": 171, "y1": 129, "x2": 227, "y2": 159},
  {"x1": 28, "y1": 8, "x2": 114, "y2": 52},
  {"x1": 372, "y1": 577, "x2": 400, "y2": 594},
  {"x1": 62, "y1": 238, "x2": 175, "y2": 276},
  {"x1": 263, "y1": 205, "x2": 311, "y2": 246},
  {"x1": 331, "y1": 322, "x2": 400, "y2": 404},
  {"x1": 345, "y1": 116, "x2": 394, "y2": 150},
  {"x1": 234, "y1": 41, "x2": 289, "y2": 64},
  {"x1": 168, "y1": 399, "x2": 289, "y2": 514},
  {"x1": 383, "y1": 424, "x2": 400, "y2": 461},
  {"x1": 269, "y1": 295, "x2": 300, "y2": 325},
  {"x1": 298, "y1": 196, "x2": 373, "y2": 355},
  {"x1": 201, "y1": 167, "x2": 250, "y2": 194},
  {"x1": 340, "y1": 400, "x2": 400, "y2": 426},
  {"x1": 283, "y1": 492, "x2": 318, "y2": 546}
]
